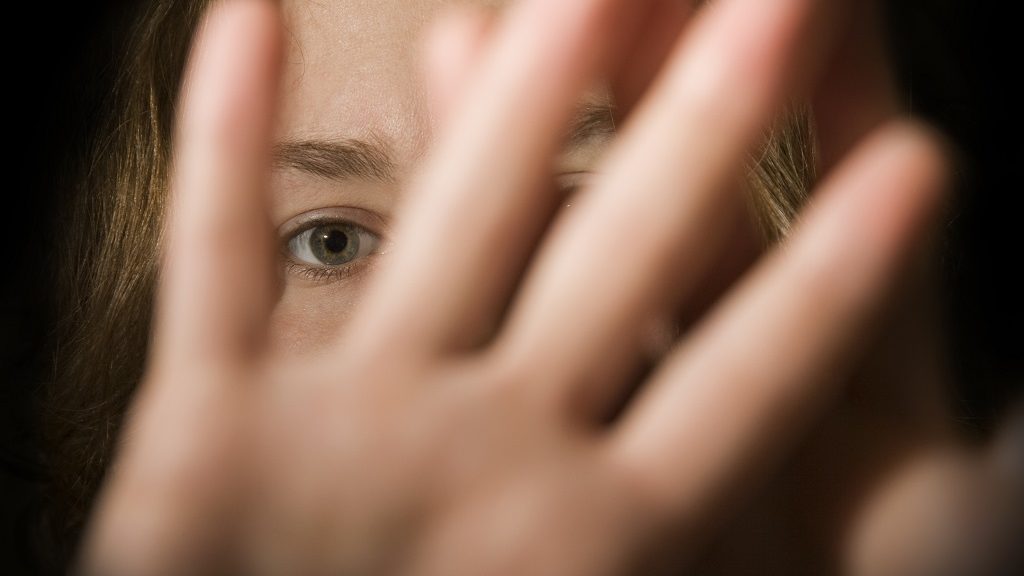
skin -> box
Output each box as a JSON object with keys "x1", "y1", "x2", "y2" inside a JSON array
[
  {"x1": 81, "y1": 0, "x2": 1023, "y2": 574},
  {"x1": 267, "y1": 0, "x2": 612, "y2": 358}
]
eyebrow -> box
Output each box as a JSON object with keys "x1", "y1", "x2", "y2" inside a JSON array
[
  {"x1": 274, "y1": 137, "x2": 397, "y2": 182},
  {"x1": 274, "y1": 101, "x2": 617, "y2": 182}
]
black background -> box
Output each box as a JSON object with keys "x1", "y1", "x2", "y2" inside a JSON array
[{"x1": 3, "y1": 1, "x2": 1021, "y2": 573}]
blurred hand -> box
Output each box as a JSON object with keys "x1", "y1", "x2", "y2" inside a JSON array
[{"x1": 81, "y1": 0, "x2": 1019, "y2": 574}]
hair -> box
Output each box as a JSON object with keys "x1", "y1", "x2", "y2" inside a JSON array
[
  {"x1": 45, "y1": 0, "x2": 209, "y2": 561},
  {"x1": 43, "y1": 0, "x2": 815, "y2": 562}
]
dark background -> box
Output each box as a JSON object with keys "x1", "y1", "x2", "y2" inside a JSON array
[{"x1": 3, "y1": 1, "x2": 1021, "y2": 573}]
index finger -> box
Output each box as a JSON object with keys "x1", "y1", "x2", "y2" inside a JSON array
[
  {"x1": 153, "y1": 0, "x2": 282, "y2": 376},
  {"x1": 81, "y1": 3, "x2": 284, "y2": 571}
]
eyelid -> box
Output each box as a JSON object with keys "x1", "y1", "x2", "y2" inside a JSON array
[
  {"x1": 556, "y1": 171, "x2": 595, "y2": 206},
  {"x1": 277, "y1": 206, "x2": 389, "y2": 240},
  {"x1": 556, "y1": 171, "x2": 592, "y2": 189}
]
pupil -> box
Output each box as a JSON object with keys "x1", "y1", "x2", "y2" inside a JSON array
[{"x1": 323, "y1": 228, "x2": 349, "y2": 254}]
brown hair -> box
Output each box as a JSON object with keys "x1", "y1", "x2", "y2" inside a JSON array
[
  {"x1": 44, "y1": 0, "x2": 815, "y2": 558},
  {"x1": 46, "y1": 0, "x2": 210, "y2": 558}
]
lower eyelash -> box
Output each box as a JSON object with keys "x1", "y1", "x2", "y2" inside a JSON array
[{"x1": 283, "y1": 257, "x2": 374, "y2": 284}]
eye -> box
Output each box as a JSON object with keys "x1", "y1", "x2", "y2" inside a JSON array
[{"x1": 284, "y1": 220, "x2": 383, "y2": 282}]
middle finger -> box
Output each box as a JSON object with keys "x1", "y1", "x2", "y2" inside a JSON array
[{"x1": 494, "y1": 0, "x2": 846, "y2": 418}]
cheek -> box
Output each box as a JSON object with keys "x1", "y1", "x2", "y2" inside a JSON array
[{"x1": 266, "y1": 282, "x2": 364, "y2": 359}]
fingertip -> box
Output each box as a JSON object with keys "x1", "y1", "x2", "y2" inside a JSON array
[
  {"x1": 426, "y1": 6, "x2": 491, "y2": 60},
  {"x1": 424, "y1": 7, "x2": 493, "y2": 125},
  {"x1": 204, "y1": 0, "x2": 282, "y2": 42},
  {"x1": 885, "y1": 119, "x2": 957, "y2": 176},
  {"x1": 815, "y1": 118, "x2": 954, "y2": 249},
  {"x1": 875, "y1": 119, "x2": 957, "y2": 237},
  {"x1": 193, "y1": 0, "x2": 283, "y2": 75},
  {"x1": 160, "y1": 0, "x2": 284, "y2": 371},
  {"x1": 184, "y1": 0, "x2": 282, "y2": 131}
]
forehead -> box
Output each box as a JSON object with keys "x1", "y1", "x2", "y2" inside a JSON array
[{"x1": 278, "y1": 0, "x2": 504, "y2": 159}]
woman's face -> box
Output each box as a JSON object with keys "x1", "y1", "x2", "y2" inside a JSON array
[{"x1": 268, "y1": 0, "x2": 613, "y2": 357}]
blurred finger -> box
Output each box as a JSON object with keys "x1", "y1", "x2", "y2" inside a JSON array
[
  {"x1": 496, "y1": 0, "x2": 842, "y2": 418},
  {"x1": 82, "y1": 2, "x2": 283, "y2": 572},
  {"x1": 425, "y1": 7, "x2": 495, "y2": 126},
  {"x1": 350, "y1": 0, "x2": 654, "y2": 354},
  {"x1": 846, "y1": 441, "x2": 1024, "y2": 576},
  {"x1": 154, "y1": 0, "x2": 282, "y2": 374},
  {"x1": 611, "y1": 121, "x2": 949, "y2": 532}
]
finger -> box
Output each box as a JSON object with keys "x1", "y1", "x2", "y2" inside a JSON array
[
  {"x1": 611, "y1": 0, "x2": 693, "y2": 117},
  {"x1": 82, "y1": 2, "x2": 283, "y2": 572},
  {"x1": 154, "y1": 0, "x2": 282, "y2": 374},
  {"x1": 813, "y1": 0, "x2": 900, "y2": 172},
  {"x1": 349, "y1": 0, "x2": 655, "y2": 354},
  {"x1": 846, "y1": 440, "x2": 1024, "y2": 576},
  {"x1": 846, "y1": 447, "x2": 990, "y2": 576},
  {"x1": 425, "y1": 7, "x2": 495, "y2": 127},
  {"x1": 610, "y1": 121, "x2": 949, "y2": 533},
  {"x1": 495, "y1": 0, "x2": 843, "y2": 418}
]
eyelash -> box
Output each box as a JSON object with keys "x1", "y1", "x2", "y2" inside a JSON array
[{"x1": 283, "y1": 259, "x2": 371, "y2": 283}]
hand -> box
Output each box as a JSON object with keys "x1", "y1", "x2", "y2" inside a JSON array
[{"x1": 80, "y1": 0, "x2": 993, "y2": 574}]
